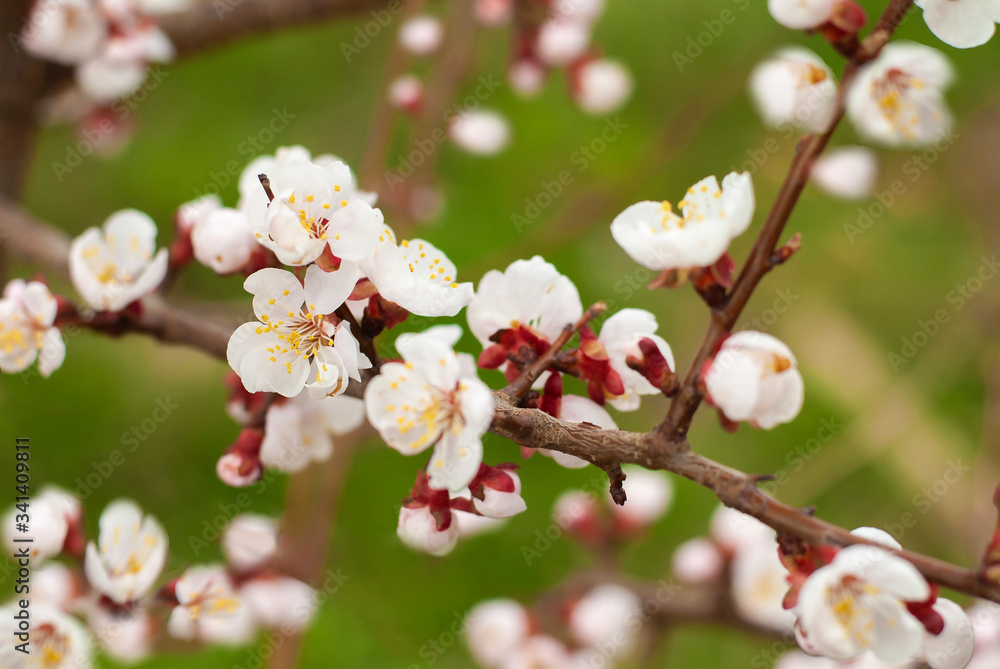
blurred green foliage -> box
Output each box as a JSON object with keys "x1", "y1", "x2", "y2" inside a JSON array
[{"x1": 4, "y1": 0, "x2": 1000, "y2": 666}]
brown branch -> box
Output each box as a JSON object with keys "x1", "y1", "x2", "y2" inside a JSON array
[
  {"x1": 501, "y1": 301, "x2": 606, "y2": 400},
  {"x1": 488, "y1": 398, "x2": 1000, "y2": 603},
  {"x1": 4, "y1": 0, "x2": 991, "y2": 611},
  {"x1": 659, "y1": 0, "x2": 915, "y2": 442},
  {"x1": 157, "y1": 0, "x2": 409, "y2": 59}
]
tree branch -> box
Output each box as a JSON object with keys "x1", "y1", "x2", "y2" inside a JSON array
[{"x1": 659, "y1": 0, "x2": 915, "y2": 442}]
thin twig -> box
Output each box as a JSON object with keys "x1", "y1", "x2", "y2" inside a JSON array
[
  {"x1": 502, "y1": 302, "x2": 606, "y2": 400},
  {"x1": 659, "y1": 0, "x2": 915, "y2": 442}
]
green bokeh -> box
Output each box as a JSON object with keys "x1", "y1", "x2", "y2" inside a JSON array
[{"x1": 4, "y1": 0, "x2": 1000, "y2": 666}]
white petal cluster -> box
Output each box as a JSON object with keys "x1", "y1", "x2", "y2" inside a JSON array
[
  {"x1": 916, "y1": 0, "x2": 1000, "y2": 48},
  {"x1": 366, "y1": 326, "x2": 494, "y2": 491},
  {"x1": 704, "y1": 331, "x2": 804, "y2": 429},
  {"x1": 0, "y1": 280, "x2": 66, "y2": 377},
  {"x1": 3, "y1": 486, "x2": 79, "y2": 560},
  {"x1": 611, "y1": 172, "x2": 755, "y2": 271},
  {"x1": 768, "y1": 0, "x2": 835, "y2": 29},
  {"x1": 22, "y1": 0, "x2": 174, "y2": 104},
  {"x1": 84, "y1": 499, "x2": 168, "y2": 604},
  {"x1": 69, "y1": 209, "x2": 169, "y2": 311},
  {"x1": 749, "y1": 47, "x2": 837, "y2": 132},
  {"x1": 227, "y1": 266, "x2": 371, "y2": 398},
  {"x1": 261, "y1": 392, "x2": 365, "y2": 471},
  {"x1": 846, "y1": 42, "x2": 954, "y2": 148}
]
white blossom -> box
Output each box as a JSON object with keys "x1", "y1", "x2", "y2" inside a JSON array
[
  {"x1": 365, "y1": 325, "x2": 494, "y2": 491},
  {"x1": 76, "y1": 25, "x2": 174, "y2": 102},
  {"x1": 574, "y1": 59, "x2": 633, "y2": 115},
  {"x1": 768, "y1": 0, "x2": 835, "y2": 29},
  {"x1": 918, "y1": 598, "x2": 974, "y2": 669},
  {"x1": 465, "y1": 599, "x2": 531, "y2": 667},
  {"x1": 191, "y1": 206, "x2": 258, "y2": 275},
  {"x1": 705, "y1": 331, "x2": 804, "y2": 429},
  {"x1": 244, "y1": 155, "x2": 381, "y2": 267},
  {"x1": 240, "y1": 576, "x2": 317, "y2": 632},
  {"x1": 398, "y1": 15, "x2": 444, "y2": 55},
  {"x1": 0, "y1": 281, "x2": 65, "y2": 377},
  {"x1": 3, "y1": 486, "x2": 79, "y2": 561},
  {"x1": 916, "y1": 0, "x2": 1000, "y2": 48},
  {"x1": 672, "y1": 538, "x2": 725, "y2": 584},
  {"x1": 167, "y1": 565, "x2": 255, "y2": 644},
  {"x1": 448, "y1": 111, "x2": 511, "y2": 155},
  {"x1": 598, "y1": 308, "x2": 674, "y2": 411},
  {"x1": 794, "y1": 545, "x2": 930, "y2": 663},
  {"x1": 227, "y1": 266, "x2": 370, "y2": 398},
  {"x1": 509, "y1": 59, "x2": 547, "y2": 97},
  {"x1": 749, "y1": 47, "x2": 837, "y2": 132},
  {"x1": 467, "y1": 256, "x2": 583, "y2": 348},
  {"x1": 69, "y1": 209, "x2": 169, "y2": 311},
  {"x1": 0, "y1": 603, "x2": 93, "y2": 668},
  {"x1": 569, "y1": 584, "x2": 641, "y2": 655},
  {"x1": 812, "y1": 146, "x2": 878, "y2": 200},
  {"x1": 536, "y1": 20, "x2": 591, "y2": 67},
  {"x1": 260, "y1": 392, "x2": 365, "y2": 472},
  {"x1": 84, "y1": 499, "x2": 167, "y2": 604},
  {"x1": 388, "y1": 74, "x2": 424, "y2": 112},
  {"x1": 222, "y1": 514, "x2": 279, "y2": 572},
  {"x1": 397, "y1": 506, "x2": 461, "y2": 556},
  {"x1": 362, "y1": 237, "x2": 475, "y2": 317},
  {"x1": 21, "y1": 0, "x2": 107, "y2": 65},
  {"x1": 846, "y1": 42, "x2": 953, "y2": 148},
  {"x1": 473, "y1": 469, "x2": 527, "y2": 519},
  {"x1": 730, "y1": 528, "x2": 796, "y2": 633},
  {"x1": 611, "y1": 172, "x2": 755, "y2": 271},
  {"x1": 87, "y1": 606, "x2": 153, "y2": 664}
]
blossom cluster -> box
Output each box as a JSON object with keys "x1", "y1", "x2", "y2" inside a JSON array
[
  {"x1": 21, "y1": 0, "x2": 179, "y2": 144},
  {"x1": 474, "y1": 0, "x2": 633, "y2": 114},
  {"x1": 0, "y1": 490, "x2": 316, "y2": 666}
]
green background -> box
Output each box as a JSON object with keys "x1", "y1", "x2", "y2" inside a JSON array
[{"x1": 4, "y1": 0, "x2": 1000, "y2": 666}]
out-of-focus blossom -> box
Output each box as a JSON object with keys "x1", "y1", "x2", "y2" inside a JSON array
[
  {"x1": 811, "y1": 146, "x2": 878, "y2": 200},
  {"x1": 449, "y1": 111, "x2": 511, "y2": 155}
]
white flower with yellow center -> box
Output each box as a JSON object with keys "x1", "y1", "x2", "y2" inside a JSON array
[
  {"x1": 84, "y1": 499, "x2": 167, "y2": 604},
  {"x1": 365, "y1": 325, "x2": 494, "y2": 491},
  {"x1": 610, "y1": 172, "x2": 755, "y2": 271},
  {"x1": 794, "y1": 545, "x2": 930, "y2": 663},
  {"x1": 167, "y1": 565, "x2": 255, "y2": 645},
  {"x1": 0, "y1": 603, "x2": 93, "y2": 668},
  {"x1": 246, "y1": 158, "x2": 382, "y2": 267},
  {"x1": 846, "y1": 41, "x2": 953, "y2": 148},
  {"x1": 749, "y1": 47, "x2": 837, "y2": 132},
  {"x1": 704, "y1": 331, "x2": 804, "y2": 429},
  {"x1": 69, "y1": 209, "x2": 169, "y2": 312},
  {"x1": 0, "y1": 280, "x2": 66, "y2": 377},
  {"x1": 227, "y1": 266, "x2": 370, "y2": 398},
  {"x1": 363, "y1": 237, "x2": 474, "y2": 317}
]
